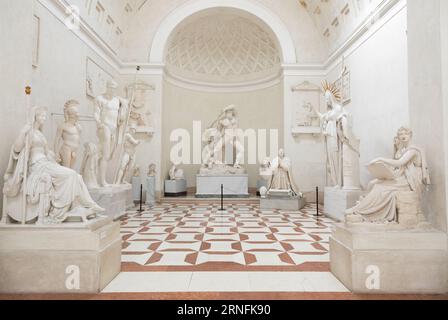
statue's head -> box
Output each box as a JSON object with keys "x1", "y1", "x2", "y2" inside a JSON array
[
  {"x1": 64, "y1": 100, "x2": 80, "y2": 122},
  {"x1": 32, "y1": 106, "x2": 48, "y2": 128},
  {"x1": 224, "y1": 105, "x2": 237, "y2": 119},
  {"x1": 396, "y1": 127, "x2": 413, "y2": 146},
  {"x1": 322, "y1": 81, "x2": 342, "y2": 108},
  {"x1": 279, "y1": 148, "x2": 285, "y2": 158}
]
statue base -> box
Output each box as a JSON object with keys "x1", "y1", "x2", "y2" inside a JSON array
[
  {"x1": 0, "y1": 217, "x2": 121, "y2": 294},
  {"x1": 260, "y1": 195, "x2": 307, "y2": 211},
  {"x1": 324, "y1": 187, "x2": 363, "y2": 221},
  {"x1": 146, "y1": 176, "x2": 156, "y2": 206},
  {"x1": 165, "y1": 179, "x2": 187, "y2": 197},
  {"x1": 89, "y1": 185, "x2": 133, "y2": 220},
  {"x1": 330, "y1": 223, "x2": 448, "y2": 294},
  {"x1": 196, "y1": 174, "x2": 249, "y2": 198}
]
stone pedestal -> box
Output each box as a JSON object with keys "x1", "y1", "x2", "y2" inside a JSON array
[
  {"x1": 260, "y1": 196, "x2": 307, "y2": 211},
  {"x1": 132, "y1": 177, "x2": 142, "y2": 204},
  {"x1": 324, "y1": 187, "x2": 363, "y2": 221},
  {"x1": 89, "y1": 185, "x2": 133, "y2": 220},
  {"x1": 165, "y1": 179, "x2": 187, "y2": 197},
  {"x1": 196, "y1": 175, "x2": 249, "y2": 198},
  {"x1": 0, "y1": 217, "x2": 121, "y2": 294},
  {"x1": 330, "y1": 223, "x2": 448, "y2": 294},
  {"x1": 146, "y1": 176, "x2": 156, "y2": 207}
]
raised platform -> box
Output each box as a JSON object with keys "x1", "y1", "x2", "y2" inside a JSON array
[
  {"x1": 324, "y1": 187, "x2": 363, "y2": 221},
  {"x1": 89, "y1": 185, "x2": 133, "y2": 220},
  {"x1": 165, "y1": 179, "x2": 187, "y2": 197},
  {"x1": 0, "y1": 217, "x2": 121, "y2": 294},
  {"x1": 330, "y1": 223, "x2": 448, "y2": 294},
  {"x1": 260, "y1": 196, "x2": 307, "y2": 210},
  {"x1": 196, "y1": 174, "x2": 249, "y2": 198}
]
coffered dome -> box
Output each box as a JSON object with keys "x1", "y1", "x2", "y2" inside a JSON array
[{"x1": 165, "y1": 13, "x2": 282, "y2": 85}]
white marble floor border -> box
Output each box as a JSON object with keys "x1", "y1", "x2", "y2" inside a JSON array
[{"x1": 102, "y1": 272, "x2": 349, "y2": 293}]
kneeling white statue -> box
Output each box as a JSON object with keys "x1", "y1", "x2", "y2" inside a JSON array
[
  {"x1": 268, "y1": 149, "x2": 302, "y2": 198},
  {"x1": 2, "y1": 107, "x2": 104, "y2": 225},
  {"x1": 346, "y1": 127, "x2": 430, "y2": 227}
]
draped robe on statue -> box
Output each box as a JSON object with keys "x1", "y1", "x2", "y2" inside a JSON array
[
  {"x1": 346, "y1": 146, "x2": 430, "y2": 222},
  {"x1": 268, "y1": 156, "x2": 301, "y2": 197},
  {"x1": 3, "y1": 121, "x2": 100, "y2": 224}
]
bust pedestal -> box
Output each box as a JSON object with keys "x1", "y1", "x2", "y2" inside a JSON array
[
  {"x1": 330, "y1": 223, "x2": 448, "y2": 294},
  {"x1": 146, "y1": 176, "x2": 156, "y2": 207},
  {"x1": 324, "y1": 187, "x2": 363, "y2": 221},
  {"x1": 165, "y1": 179, "x2": 187, "y2": 197},
  {"x1": 0, "y1": 217, "x2": 121, "y2": 294},
  {"x1": 196, "y1": 174, "x2": 249, "y2": 198}
]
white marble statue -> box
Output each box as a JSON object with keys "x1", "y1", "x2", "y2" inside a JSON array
[
  {"x1": 80, "y1": 142, "x2": 100, "y2": 190},
  {"x1": 169, "y1": 163, "x2": 185, "y2": 180},
  {"x1": 314, "y1": 81, "x2": 360, "y2": 190},
  {"x1": 115, "y1": 124, "x2": 140, "y2": 185},
  {"x1": 133, "y1": 166, "x2": 141, "y2": 178},
  {"x1": 346, "y1": 127, "x2": 430, "y2": 226},
  {"x1": 94, "y1": 80, "x2": 129, "y2": 187},
  {"x1": 147, "y1": 163, "x2": 156, "y2": 177},
  {"x1": 200, "y1": 106, "x2": 246, "y2": 175},
  {"x1": 268, "y1": 149, "x2": 301, "y2": 197},
  {"x1": 259, "y1": 158, "x2": 273, "y2": 183},
  {"x1": 54, "y1": 100, "x2": 82, "y2": 169},
  {"x1": 2, "y1": 107, "x2": 104, "y2": 225}
]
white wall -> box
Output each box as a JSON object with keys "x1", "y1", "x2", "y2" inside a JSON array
[
  {"x1": 161, "y1": 81, "x2": 284, "y2": 189},
  {"x1": 326, "y1": 3, "x2": 410, "y2": 188}
]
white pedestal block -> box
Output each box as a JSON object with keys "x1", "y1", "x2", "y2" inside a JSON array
[
  {"x1": 146, "y1": 176, "x2": 156, "y2": 206},
  {"x1": 196, "y1": 175, "x2": 249, "y2": 198},
  {"x1": 89, "y1": 185, "x2": 133, "y2": 220},
  {"x1": 132, "y1": 177, "x2": 142, "y2": 204},
  {"x1": 0, "y1": 218, "x2": 121, "y2": 294},
  {"x1": 324, "y1": 187, "x2": 363, "y2": 221},
  {"x1": 330, "y1": 223, "x2": 448, "y2": 294},
  {"x1": 165, "y1": 179, "x2": 187, "y2": 197},
  {"x1": 260, "y1": 196, "x2": 307, "y2": 210}
]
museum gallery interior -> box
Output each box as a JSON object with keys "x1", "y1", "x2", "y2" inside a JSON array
[{"x1": 0, "y1": 0, "x2": 447, "y2": 299}]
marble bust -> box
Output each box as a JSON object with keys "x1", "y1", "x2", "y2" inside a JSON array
[
  {"x1": 54, "y1": 100, "x2": 82, "y2": 169},
  {"x1": 314, "y1": 81, "x2": 360, "y2": 190},
  {"x1": 169, "y1": 163, "x2": 185, "y2": 180},
  {"x1": 259, "y1": 158, "x2": 273, "y2": 183},
  {"x1": 346, "y1": 127, "x2": 430, "y2": 227},
  {"x1": 2, "y1": 107, "x2": 104, "y2": 225},
  {"x1": 268, "y1": 149, "x2": 301, "y2": 198},
  {"x1": 147, "y1": 163, "x2": 156, "y2": 177},
  {"x1": 94, "y1": 80, "x2": 129, "y2": 187}
]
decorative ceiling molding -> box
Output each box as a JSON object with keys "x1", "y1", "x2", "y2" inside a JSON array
[
  {"x1": 38, "y1": 0, "x2": 404, "y2": 89},
  {"x1": 165, "y1": 14, "x2": 281, "y2": 84}
]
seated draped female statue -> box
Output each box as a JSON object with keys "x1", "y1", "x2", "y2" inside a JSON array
[
  {"x1": 2, "y1": 107, "x2": 104, "y2": 225},
  {"x1": 346, "y1": 127, "x2": 430, "y2": 227}
]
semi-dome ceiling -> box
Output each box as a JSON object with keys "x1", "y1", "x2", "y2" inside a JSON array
[{"x1": 165, "y1": 12, "x2": 282, "y2": 84}]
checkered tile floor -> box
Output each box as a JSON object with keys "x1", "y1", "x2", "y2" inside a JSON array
[{"x1": 120, "y1": 203, "x2": 334, "y2": 271}]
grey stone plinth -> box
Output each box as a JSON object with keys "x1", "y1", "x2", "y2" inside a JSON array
[
  {"x1": 0, "y1": 218, "x2": 121, "y2": 294},
  {"x1": 260, "y1": 196, "x2": 307, "y2": 210},
  {"x1": 330, "y1": 223, "x2": 448, "y2": 294},
  {"x1": 89, "y1": 185, "x2": 133, "y2": 220},
  {"x1": 324, "y1": 187, "x2": 363, "y2": 221},
  {"x1": 146, "y1": 176, "x2": 156, "y2": 206},
  {"x1": 196, "y1": 174, "x2": 249, "y2": 198},
  {"x1": 165, "y1": 179, "x2": 187, "y2": 197}
]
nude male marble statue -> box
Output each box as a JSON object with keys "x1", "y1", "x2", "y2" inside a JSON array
[
  {"x1": 54, "y1": 100, "x2": 82, "y2": 169},
  {"x1": 115, "y1": 124, "x2": 140, "y2": 185},
  {"x1": 94, "y1": 80, "x2": 129, "y2": 187}
]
